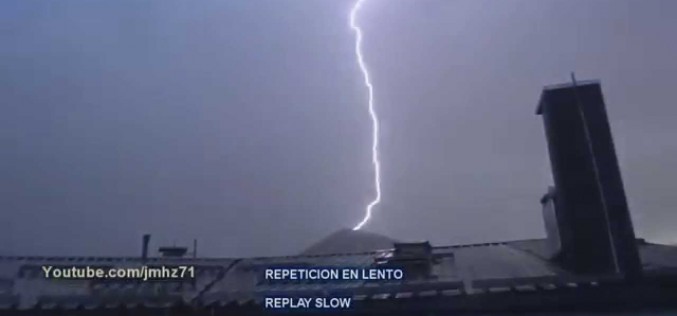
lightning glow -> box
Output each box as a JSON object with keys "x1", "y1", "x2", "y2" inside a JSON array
[{"x1": 350, "y1": 0, "x2": 381, "y2": 231}]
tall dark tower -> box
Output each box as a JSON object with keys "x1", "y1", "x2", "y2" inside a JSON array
[{"x1": 536, "y1": 78, "x2": 642, "y2": 280}]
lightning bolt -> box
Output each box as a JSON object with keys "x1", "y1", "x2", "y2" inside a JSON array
[{"x1": 350, "y1": 0, "x2": 381, "y2": 231}]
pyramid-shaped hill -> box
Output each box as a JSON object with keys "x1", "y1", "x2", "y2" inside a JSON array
[{"x1": 301, "y1": 228, "x2": 398, "y2": 255}]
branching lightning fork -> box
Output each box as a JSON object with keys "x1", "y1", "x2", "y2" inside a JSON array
[{"x1": 350, "y1": 0, "x2": 381, "y2": 231}]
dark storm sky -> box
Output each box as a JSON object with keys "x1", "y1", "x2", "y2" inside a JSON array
[{"x1": 2, "y1": 0, "x2": 676, "y2": 257}]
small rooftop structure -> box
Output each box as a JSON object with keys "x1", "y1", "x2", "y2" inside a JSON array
[
  {"x1": 393, "y1": 241, "x2": 433, "y2": 259},
  {"x1": 374, "y1": 241, "x2": 435, "y2": 279},
  {"x1": 158, "y1": 246, "x2": 188, "y2": 258}
]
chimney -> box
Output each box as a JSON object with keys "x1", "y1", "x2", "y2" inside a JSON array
[
  {"x1": 142, "y1": 234, "x2": 151, "y2": 261},
  {"x1": 536, "y1": 78, "x2": 642, "y2": 280}
]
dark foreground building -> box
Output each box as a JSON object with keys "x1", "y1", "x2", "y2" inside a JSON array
[{"x1": 1, "y1": 80, "x2": 676, "y2": 315}]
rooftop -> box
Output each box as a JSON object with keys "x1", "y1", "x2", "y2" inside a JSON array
[{"x1": 1, "y1": 238, "x2": 676, "y2": 313}]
